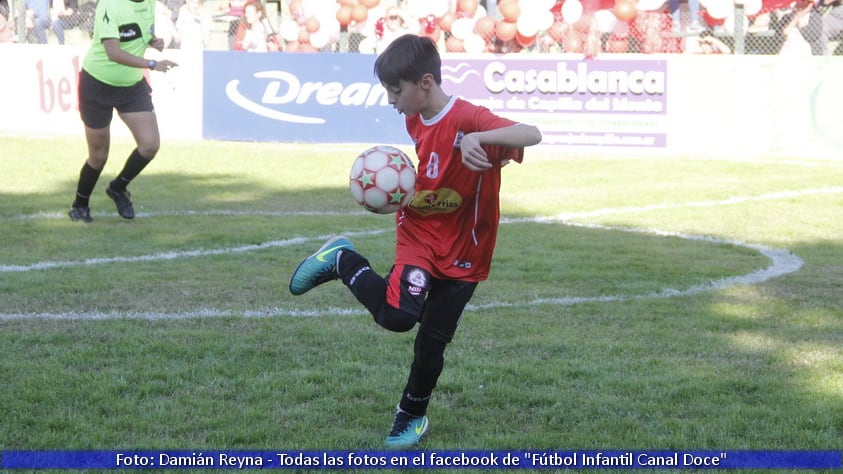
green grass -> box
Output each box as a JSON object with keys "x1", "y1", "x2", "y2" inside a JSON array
[{"x1": 1, "y1": 134, "x2": 842, "y2": 469}]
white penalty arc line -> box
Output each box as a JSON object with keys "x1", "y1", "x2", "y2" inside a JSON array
[
  {"x1": 482, "y1": 220, "x2": 803, "y2": 310},
  {"x1": 1, "y1": 187, "x2": 827, "y2": 320},
  {"x1": 0, "y1": 230, "x2": 382, "y2": 273},
  {"x1": 0, "y1": 224, "x2": 803, "y2": 321}
]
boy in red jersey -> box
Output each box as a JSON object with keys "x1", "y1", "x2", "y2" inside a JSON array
[{"x1": 289, "y1": 34, "x2": 542, "y2": 447}]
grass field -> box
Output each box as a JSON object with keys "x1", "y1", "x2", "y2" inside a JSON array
[{"x1": 1, "y1": 134, "x2": 842, "y2": 469}]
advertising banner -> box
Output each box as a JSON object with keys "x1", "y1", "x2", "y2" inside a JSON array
[
  {"x1": 0, "y1": 44, "x2": 201, "y2": 140},
  {"x1": 440, "y1": 56, "x2": 668, "y2": 148},
  {"x1": 202, "y1": 52, "x2": 408, "y2": 144},
  {"x1": 1, "y1": 44, "x2": 839, "y2": 159},
  {"x1": 201, "y1": 52, "x2": 669, "y2": 149}
]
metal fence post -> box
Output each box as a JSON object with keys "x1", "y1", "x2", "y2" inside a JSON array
[{"x1": 734, "y1": 3, "x2": 746, "y2": 54}]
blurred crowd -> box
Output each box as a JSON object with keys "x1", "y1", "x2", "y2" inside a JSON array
[{"x1": 1, "y1": 0, "x2": 842, "y2": 55}]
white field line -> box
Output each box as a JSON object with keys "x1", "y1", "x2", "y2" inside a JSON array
[
  {"x1": 2, "y1": 186, "x2": 834, "y2": 320},
  {"x1": 0, "y1": 230, "x2": 385, "y2": 273}
]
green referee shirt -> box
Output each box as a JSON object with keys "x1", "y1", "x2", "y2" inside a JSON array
[{"x1": 83, "y1": 0, "x2": 155, "y2": 87}]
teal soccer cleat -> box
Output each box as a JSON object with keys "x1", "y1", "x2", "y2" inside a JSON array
[
  {"x1": 385, "y1": 409, "x2": 429, "y2": 448},
  {"x1": 289, "y1": 236, "x2": 355, "y2": 295}
]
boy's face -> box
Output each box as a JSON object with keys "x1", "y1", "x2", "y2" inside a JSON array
[{"x1": 382, "y1": 75, "x2": 432, "y2": 117}]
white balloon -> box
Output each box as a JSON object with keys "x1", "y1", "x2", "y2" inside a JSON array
[
  {"x1": 518, "y1": 1, "x2": 540, "y2": 15},
  {"x1": 309, "y1": 28, "x2": 330, "y2": 49},
  {"x1": 516, "y1": 12, "x2": 541, "y2": 36},
  {"x1": 301, "y1": 0, "x2": 334, "y2": 18},
  {"x1": 279, "y1": 19, "x2": 300, "y2": 42},
  {"x1": 358, "y1": 34, "x2": 376, "y2": 54},
  {"x1": 594, "y1": 9, "x2": 619, "y2": 33},
  {"x1": 534, "y1": 10, "x2": 555, "y2": 31},
  {"x1": 473, "y1": 5, "x2": 487, "y2": 19},
  {"x1": 407, "y1": 0, "x2": 450, "y2": 17},
  {"x1": 431, "y1": 0, "x2": 452, "y2": 16},
  {"x1": 636, "y1": 0, "x2": 667, "y2": 11},
  {"x1": 561, "y1": 0, "x2": 584, "y2": 24},
  {"x1": 704, "y1": 0, "x2": 732, "y2": 19},
  {"x1": 742, "y1": 0, "x2": 762, "y2": 16},
  {"x1": 318, "y1": 11, "x2": 341, "y2": 40},
  {"x1": 451, "y1": 17, "x2": 476, "y2": 40},
  {"x1": 464, "y1": 33, "x2": 486, "y2": 53}
]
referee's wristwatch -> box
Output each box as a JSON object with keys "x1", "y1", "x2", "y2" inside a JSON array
[{"x1": 147, "y1": 59, "x2": 157, "y2": 70}]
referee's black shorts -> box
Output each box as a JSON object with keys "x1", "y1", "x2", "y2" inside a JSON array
[{"x1": 78, "y1": 69, "x2": 154, "y2": 129}]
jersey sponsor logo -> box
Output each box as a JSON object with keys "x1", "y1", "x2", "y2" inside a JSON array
[
  {"x1": 408, "y1": 188, "x2": 462, "y2": 215},
  {"x1": 452, "y1": 259, "x2": 472, "y2": 269},
  {"x1": 118, "y1": 23, "x2": 143, "y2": 41}
]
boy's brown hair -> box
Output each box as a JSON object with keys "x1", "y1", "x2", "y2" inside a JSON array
[{"x1": 373, "y1": 34, "x2": 442, "y2": 87}]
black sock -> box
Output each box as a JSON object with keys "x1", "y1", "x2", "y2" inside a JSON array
[
  {"x1": 399, "y1": 333, "x2": 448, "y2": 417},
  {"x1": 337, "y1": 250, "x2": 388, "y2": 319},
  {"x1": 72, "y1": 162, "x2": 103, "y2": 208},
  {"x1": 337, "y1": 250, "x2": 373, "y2": 287},
  {"x1": 110, "y1": 148, "x2": 151, "y2": 192}
]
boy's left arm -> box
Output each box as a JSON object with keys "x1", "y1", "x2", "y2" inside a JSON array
[{"x1": 460, "y1": 123, "x2": 542, "y2": 172}]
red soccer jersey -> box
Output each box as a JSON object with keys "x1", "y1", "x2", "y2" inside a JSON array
[{"x1": 394, "y1": 97, "x2": 524, "y2": 282}]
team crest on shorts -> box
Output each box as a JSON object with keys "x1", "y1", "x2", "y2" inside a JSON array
[{"x1": 407, "y1": 268, "x2": 428, "y2": 296}]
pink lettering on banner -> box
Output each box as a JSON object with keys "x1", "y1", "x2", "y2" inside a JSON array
[{"x1": 37, "y1": 55, "x2": 81, "y2": 114}]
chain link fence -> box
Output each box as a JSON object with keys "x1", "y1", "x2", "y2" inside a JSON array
[{"x1": 1, "y1": 0, "x2": 840, "y2": 55}]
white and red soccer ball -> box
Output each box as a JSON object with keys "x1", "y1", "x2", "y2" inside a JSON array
[{"x1": 349, "y1": 145, "x2": 416, "y2": 214}]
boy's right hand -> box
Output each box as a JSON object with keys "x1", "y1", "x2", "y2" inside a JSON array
[{"x1": 459, "y1": 133, "x2": 493, "y2": 172}]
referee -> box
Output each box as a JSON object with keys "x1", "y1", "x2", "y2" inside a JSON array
[{"x1": 68, "y1": 0, "x2": 178, "y2": 222}]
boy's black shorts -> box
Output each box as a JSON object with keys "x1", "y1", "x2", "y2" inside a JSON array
[
  {"x1": 387, "y1": 264, "x2": 477, "y2": 343},
  {"x1": 78, "y1": 69, "x2": 154, "y2": 129}
]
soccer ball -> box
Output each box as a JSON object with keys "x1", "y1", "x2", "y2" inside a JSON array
[{"x1": 349, "y1": 145, "x2": 416, "y2": 214}]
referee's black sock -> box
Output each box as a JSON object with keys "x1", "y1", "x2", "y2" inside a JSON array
[
  {"x1": 110, "y1": 148, "x2": 151, "y2": 192},
  {"x1": 72, "y1": 162, "x2": 102, "y2": 208}
]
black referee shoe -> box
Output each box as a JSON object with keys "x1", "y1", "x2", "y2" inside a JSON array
[
  {"x1": 68, "y1": 206, "x2": 93, "y2": 223},
  {"x1": 106, "y1": 182, "x2": 135, "y2": 219}
]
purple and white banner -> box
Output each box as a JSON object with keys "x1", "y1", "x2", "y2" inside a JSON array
[
  {"x1": 441, "y1": 56, "x2": 668, "y2": 148},
  {"x1": 203, "y1": 52, "x2": 407, "y2": 144},
  {"x1": 202, "y1": 52, "x2": 668, "y2": 148}
]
